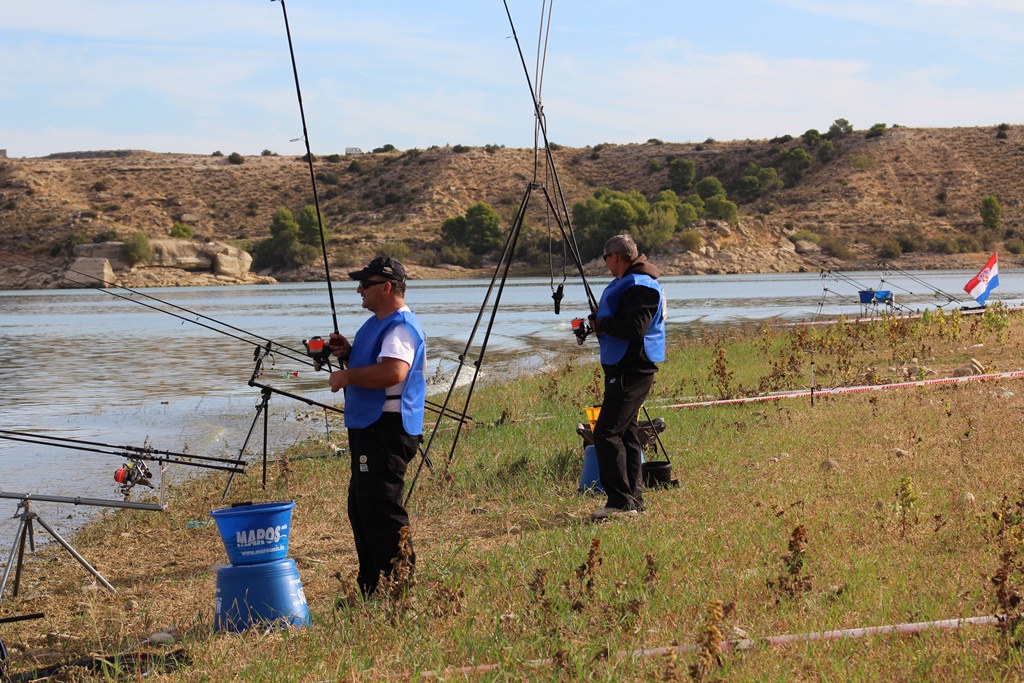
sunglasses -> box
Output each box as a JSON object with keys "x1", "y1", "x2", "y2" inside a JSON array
[
  {"x1": 359, "y1": 279, "x2": 389, "y2": 290},
  {"x1": 602, "y1": 253, "x2": 616, "y2": 261}
]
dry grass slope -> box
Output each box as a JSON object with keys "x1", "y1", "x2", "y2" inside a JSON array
[{"x1": 1, "y1": 124, "x2": 1023, "y2": 275}]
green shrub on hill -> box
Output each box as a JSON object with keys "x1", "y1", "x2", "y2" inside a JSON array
[
  {"x1": 677, "y1": 229, "x2": 702, "y2": 253},
  {"x1": 377, "y1": 241, "x2": 410, "y2": 260},
  {"x1": 169, "y1": 222, "x2": 194, "y2": 239},
  {"x1": 866, "y1": 123, "x2": 888, "y2": 139},
  {"x1": 440, "y1": 202, "x2": 503, "y2": 260},
  {"x1": 120, "y1": 232, "x2": 153, "y2": 265},
  {"x1": 251, "y1": 208, "x2": 320, "y2": 271}
]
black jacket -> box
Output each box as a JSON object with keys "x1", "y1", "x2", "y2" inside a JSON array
[{"x1": 595, "y1": 255, "x2": 662, "y2": 376}]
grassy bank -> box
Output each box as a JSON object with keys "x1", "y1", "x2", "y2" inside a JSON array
[{"x1": 5, "y1": 307, "x2": 1024, "y2": 681}]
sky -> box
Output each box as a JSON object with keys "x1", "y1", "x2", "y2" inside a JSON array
[{"x1": 3, "y1": 0, "x2": 1024, "y2": 159}]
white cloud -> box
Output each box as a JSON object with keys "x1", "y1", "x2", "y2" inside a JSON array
[
  {"x1": 781, "y1": 0, "x2": 1024, "y2": 47},
  {"x1": 2, "y1": 1, "x2": 1023, "y2": 157}
]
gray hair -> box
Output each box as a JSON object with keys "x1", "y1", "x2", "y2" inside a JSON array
[{"x1": 604, "y1": 234, "x2": 638, "y2": 261}]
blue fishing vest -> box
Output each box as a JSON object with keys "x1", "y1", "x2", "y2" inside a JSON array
[
  {"x1": 344, "y1": 310, "x2": 427, "y2": 435},
  {"x1": 596, "y1": 273, "x2": 666, "y2": 366}
]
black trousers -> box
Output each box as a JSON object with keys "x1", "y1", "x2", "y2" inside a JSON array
[
  {"x1": 593, "y1": 371, "x2": 655, "y2": 511},
  {"x1": 347, "y1": 412, "x2": 417, "y2": 596}
]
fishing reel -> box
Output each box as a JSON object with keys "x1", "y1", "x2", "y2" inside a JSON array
[
  {"x1": 302, "y1": 336, "x2": 334, "y2": 372},
  {"x1": 303, "y1": 333, "x2": 351, "y2": 372},
  {"x1": 570, "y1": 317, "x2": 593, "y2": 345},
  {"x1": 114, "y1": 458, "x2": 154, "y2": 497}
]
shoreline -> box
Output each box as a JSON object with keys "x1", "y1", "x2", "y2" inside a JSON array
[{"x1": 0, "y1": 250, "x2": 1011, "y2": 291}]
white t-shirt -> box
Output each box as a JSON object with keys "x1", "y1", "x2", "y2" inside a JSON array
[{"x1": 378, "y1": 305, "x2": 421, "y2": 412}]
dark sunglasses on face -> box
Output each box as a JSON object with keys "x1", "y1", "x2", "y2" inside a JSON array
[
  {"x1": 602, "y1": 253, "x2": 615, "y2": 261},
  {"x1": 359, "y1": 279, "x2": 389, "y2": 290}
]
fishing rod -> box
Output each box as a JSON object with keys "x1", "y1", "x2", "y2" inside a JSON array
[
  {"x1": 874, "y1": 275, "x2": 947, "y2": 306},
  {"x1": 816, "y1": 264, "x2": 876, "y2": 292},
  {"x1": 877, "y1": 260, "x2": 966, "y2": 306},
  {"x1": 0, "y1": 253, "x2": 463, "y2": 422},
  {"x1": 0, "y1": 430, "x2": 245, "y2": 500},
  {"x1": 0, "y1": 252, "x2": 316, "y2": 368},
  {"x1": 264, "y1": 0, "x2": 461, "y2": 421},
  {"x1": 844, "y1": 240, "x2": 966, "y2": 305},
  {"x1": 409, "y1": 188, "x2": 528, "y2": 497},
  {"x1": 272, "y1": 0, "x2": 339, "y2": 337},
  {"x1": 0, "y1": 430, "x2": 245, "y2": 473},
  {"x1": 815, "y1": 263, "x2": 916, "y2": 314}
]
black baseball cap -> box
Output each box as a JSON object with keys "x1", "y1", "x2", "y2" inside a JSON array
[{"x1": 347, "y1": 256, "x2": 407, "y2": 283}]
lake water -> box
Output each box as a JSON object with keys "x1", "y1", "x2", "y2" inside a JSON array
[{"x1": 0, "y1": 268, "x2": 1017, "y2": 553}]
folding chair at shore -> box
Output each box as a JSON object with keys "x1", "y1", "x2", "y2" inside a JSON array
[{"x1": 575, "y1": 416, "x2": 667, "y2": 454}]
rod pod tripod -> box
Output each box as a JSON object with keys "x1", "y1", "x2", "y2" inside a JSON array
[
  {"x1": 0, "y1": 493, "x2": 163, "y2": 601},
  {"x1": 405, "y1": 2, "x2": 598, "y2": 506},
  {"x1": 221, "y1": 341, "x2": 348, "y2": 501}
]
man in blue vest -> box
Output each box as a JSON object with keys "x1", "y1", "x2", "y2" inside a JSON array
[
  {"x1": 589, "y1": 235, "x2": 666, "y2": 521},
  {"x1": 328, "y1": 256, "x2": 427, "y2": 596}
]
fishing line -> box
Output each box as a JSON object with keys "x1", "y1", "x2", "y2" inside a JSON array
[
  {"x1": 502, "y1": 0, "x2": 596, "y2": 308},
  {"x1": 844, "y1": 241, "x2": 965, "y2": 305},
  {"x1": 266, "y1": 2, "x2": 461, "y2": 427},
  {"x1": 272, "y1": 0, "x2": 339, "y2": 336},
  {"x1": 2, "y1": 252, "x2": 460, "y2": 420},
  {"x1": 536, "y1": 0, "x2": 566, "y2": 317},
  {"x1": 878, "y1": 260, "x2": 965, "y2": 306},
  {"x1": 813, "y1": 261, "x2": 915, "y2": 314},
  {"x1": 529, "y1": 1, "x2": 567, "y2": 314},
  {"x1": 408, "y1": 1, "x2": 599, "y2": 502}
]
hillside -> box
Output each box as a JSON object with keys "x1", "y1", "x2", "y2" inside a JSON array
[{"x1": 0, "y1": 124, "x2": 1022, "y2": 287}]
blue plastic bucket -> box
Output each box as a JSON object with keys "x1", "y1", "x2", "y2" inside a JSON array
[
  {"x1": 579, "y1": 445, "x2": 603, "y2": 493},
  {"x1": 210, "y1": 501, "x2": 295, "y2": 565},
  {"x1": 214, "y1": 558, "x2": 310, "y2": 632},
  {"x1": 577, "y1": 446, "x2": 645, "y2": 494}
]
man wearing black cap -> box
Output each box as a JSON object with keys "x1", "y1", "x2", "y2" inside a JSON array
[{"x1": 328, "y1": 256, "x2": 426, "y2": 596}]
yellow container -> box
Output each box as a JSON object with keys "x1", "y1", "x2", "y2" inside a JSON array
[{"x1": 585, "y1": 405, "x2": 642, "y2": 431}]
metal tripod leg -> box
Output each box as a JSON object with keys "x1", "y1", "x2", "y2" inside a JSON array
[
  {"x1": 1, "y1": 500, "x2": 116, "y2": 601},
  {"x1": 0, "y1": 514, "x2": 29, "y2": 599},
  {"x1": 221, "y1": 387, "x2": 270, "y2": 502}
]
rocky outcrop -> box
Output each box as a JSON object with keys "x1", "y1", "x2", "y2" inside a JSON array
[
  {"x1": 201, "y1": 242, "x2": 253, "y2": 279},
  {"x1": 65, "y1": 257, "x2": 115, "y2": 287},
  {"x1": 793, "y1": 240, "x2": 821, "y2": 255},
  {"x1": 148, "y1": 239, "x2": 254, "y2": 278},
  {"x1": 657, "y1": 244, "x2": 805, "y2": 275},
  {"x1": 72, "y1": 243, "x2": 130, "y2": 271},
  {"x1": 61, "y1": 239, "x2": 270, "y2": 288},
  {"x1": 115, "y1": 267, "x2": 276, "y2": 288},
  {"x1": 149, "y1": 239, "x2": 213, "y2": 271}
]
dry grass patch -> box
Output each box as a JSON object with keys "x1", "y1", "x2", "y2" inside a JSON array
[{"x1": 4, "y1": 310, "x2": 1024, "y2": 679}]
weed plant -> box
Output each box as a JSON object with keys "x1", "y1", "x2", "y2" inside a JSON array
[{"x1": 5, "y1": 310, "x2": 1024, "y2": 680}]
